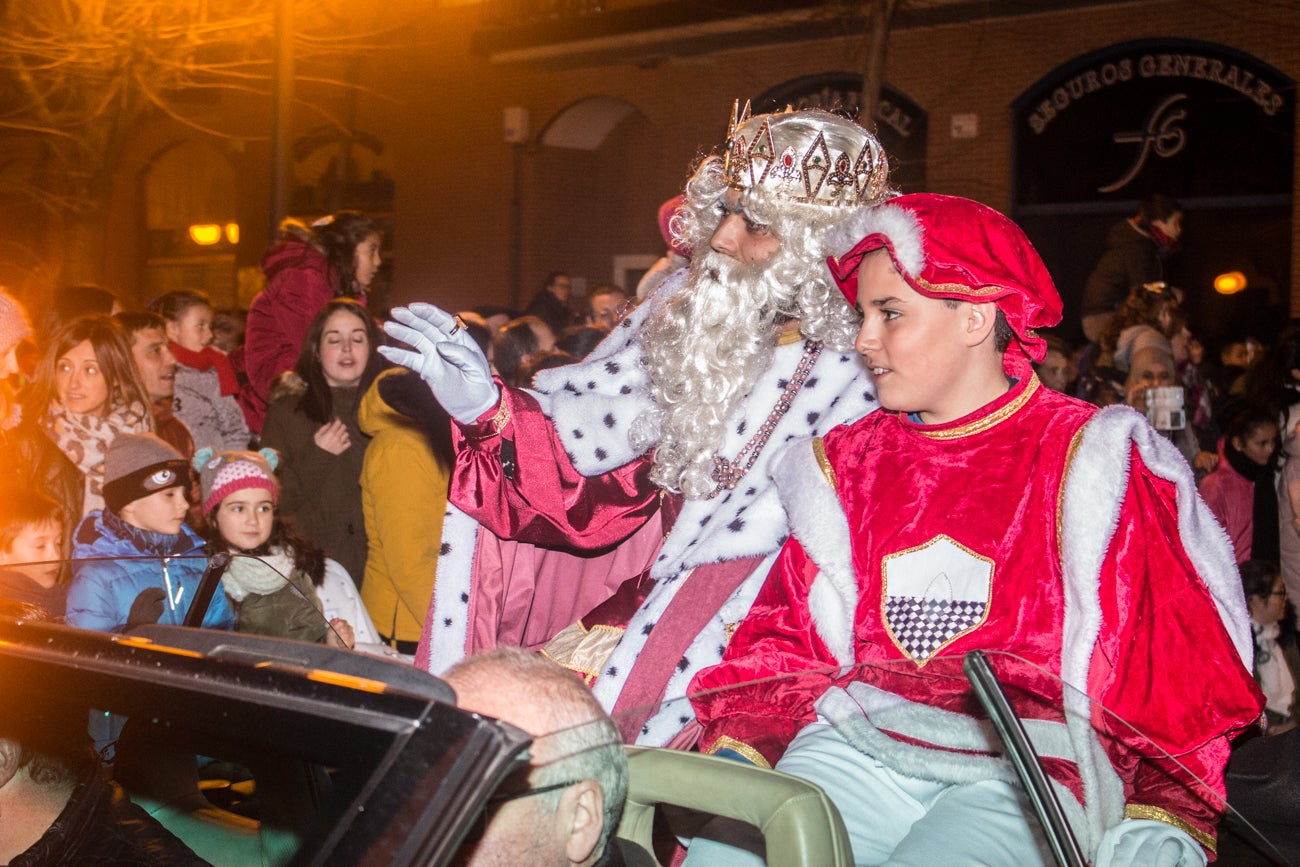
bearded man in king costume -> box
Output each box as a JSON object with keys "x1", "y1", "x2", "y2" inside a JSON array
[{"x1": 381, "y1": 104, "x2": 890, "y2": 745}]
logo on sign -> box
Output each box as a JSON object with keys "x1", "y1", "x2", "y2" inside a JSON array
[{"x1": 1099, "y1": 93, "x2": 1188, "y2": 193}]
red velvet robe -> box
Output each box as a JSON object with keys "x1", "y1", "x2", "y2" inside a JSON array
[{"x1": 692, "y1": 375, "x2": 1263, "y2": 856}]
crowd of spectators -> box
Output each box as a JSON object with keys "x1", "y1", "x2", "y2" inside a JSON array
[
  {"x1": 0, "y1": 231, "x2": 645, "y2": 863},
  {"x1": 0, "y1": 223, "x2": 636, "y2": 656},
  {"x1": 1041, "y1": 201, "x2": 1300, "y2": 736}
]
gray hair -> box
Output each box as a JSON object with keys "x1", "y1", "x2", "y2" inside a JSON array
[{"x1": 444, "y1": 648, "x2": 628, "y2": 856}]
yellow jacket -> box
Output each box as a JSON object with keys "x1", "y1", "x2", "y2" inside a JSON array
[{"x1": 358, "y1": 369, "x2": 453, "y2": 645}]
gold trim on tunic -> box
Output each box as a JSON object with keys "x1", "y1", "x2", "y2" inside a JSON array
[
  {"x1": 813, "y1": 436, "x2": 836, "y2": 488},
  {"x1": 706, "y1": 735, "x2": 772, "y2": 769},
  {"x1": 1055, "y1": 426, "x2": 1087, "y2": 552},
  {"x1": 776, "y1": 327, "x2": 805, "y2": 347},
  {"x1": 914, "y1": 375, "x2": 1041, "y2": 440}
]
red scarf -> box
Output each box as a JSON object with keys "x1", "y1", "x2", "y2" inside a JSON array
[
  {"x1": 1135, "y1": 218, "x2": 1181, "y2": 256},
  {"x1": 170, "y1": 342, "x2": 240, "y2": 396}
]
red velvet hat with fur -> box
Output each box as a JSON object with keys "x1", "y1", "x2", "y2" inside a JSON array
[{"x1": 827, "y1": 193, "x2": 1062, "y2": 376}]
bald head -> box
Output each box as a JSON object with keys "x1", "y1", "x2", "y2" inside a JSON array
[{"x1": 446, "y1": 648, "x2": 606, "y2": 747}]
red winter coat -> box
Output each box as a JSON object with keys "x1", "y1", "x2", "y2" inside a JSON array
[{"x1": 238, "y1": 236, "x2": 364, "y2": 433}]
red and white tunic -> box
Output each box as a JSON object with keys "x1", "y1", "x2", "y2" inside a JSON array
[{"x1": 692, "y1": 375, "x2": 1263, "y2": 857}]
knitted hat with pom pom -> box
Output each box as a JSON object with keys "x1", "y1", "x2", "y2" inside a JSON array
[{"x1": 192, "y1": 447, "x2": 280, "y2": 517}]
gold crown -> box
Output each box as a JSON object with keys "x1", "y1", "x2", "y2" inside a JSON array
[{"x1": 723, "y1": 101, "x2": 889, "y2": 207}]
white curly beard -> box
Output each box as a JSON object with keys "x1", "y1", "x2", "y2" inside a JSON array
[{"x1": 639, "y1": 245, "x2": 806, "y2": 498}]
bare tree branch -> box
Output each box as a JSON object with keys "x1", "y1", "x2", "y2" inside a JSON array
[{"x1": 0, "y1": 0, "x2": 380, "y2": 286}]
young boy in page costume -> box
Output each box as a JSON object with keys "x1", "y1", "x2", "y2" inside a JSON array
[{"x1": 687, "y1": 194, "x2": 1263, "y2": 865}]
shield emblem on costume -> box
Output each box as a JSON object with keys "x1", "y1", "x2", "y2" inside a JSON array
[{"x1": 881, "y1": 535, "x2": 993, "y2": 665}]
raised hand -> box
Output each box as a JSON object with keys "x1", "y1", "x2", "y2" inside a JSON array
[
  {"x1": 314, "y1": 418, "x2": 352, "y2": 455},
  {"x1": 379, "y1": 303, "x2": 500, "y2": 425}
]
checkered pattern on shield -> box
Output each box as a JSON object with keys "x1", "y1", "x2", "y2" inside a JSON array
[{"x1": 884, "y1": 596, "x2": 987, "y2": 662}]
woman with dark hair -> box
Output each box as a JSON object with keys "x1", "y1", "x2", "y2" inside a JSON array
[
  {"x1": 1239, "y1": 560, "x2": 1298, "y2": 732},
  {"x1": 3, "y1": 316, "x2": 154, "y2": 559},
  {"x1": 259, "y1": 299, "x2": 385, "y2": 584},
  {"x1": 239, "y1": 212, "x2": 383, "y2": 433},
  {"x1": 1201, "y1": 403, "x2": 1280, "y2": 565}
]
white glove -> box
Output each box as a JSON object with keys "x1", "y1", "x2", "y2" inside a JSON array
[
  {"x1": 379, "y1": 302, "x2": 500, "y2": 425},
  {"x1": 1093, "y1": 819, "x2": 1206, "y2": 867}
]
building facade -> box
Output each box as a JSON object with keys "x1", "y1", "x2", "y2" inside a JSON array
[{"x1": 0, "y1": 0, "x2": 1294, "y2": 345}]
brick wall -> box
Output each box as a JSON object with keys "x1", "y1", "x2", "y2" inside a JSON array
[{"x1": 79, "y1": 0, "x2": 1298, "y2": 327}]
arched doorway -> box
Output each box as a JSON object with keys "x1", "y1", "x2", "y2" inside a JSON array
[
  {"x1": 141, "y1": 141, "x2": 240, "y2": 307},
  {"x1": 516, "y1": 96, "x2": 659, "y2": 309}
]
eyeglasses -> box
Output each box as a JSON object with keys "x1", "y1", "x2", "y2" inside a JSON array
[
  {"x1": 487, "y1": 778, "x2": 581, "y2": 806},
  {"x1": 461, "y1": 779, "x2": 583, "y2": 846}
]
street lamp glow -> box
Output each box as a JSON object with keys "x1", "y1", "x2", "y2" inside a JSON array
[
  {"x1": 1213, "y1": 271, "x2": 1247, "y2": 295},
  {"x1": 189, "y1": 224, "x2": 222, "y2": 246}
]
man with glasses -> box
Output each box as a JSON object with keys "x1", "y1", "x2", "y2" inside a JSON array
[{"x1": 445, "y1": 647, "x2": 628, "y2": 867}]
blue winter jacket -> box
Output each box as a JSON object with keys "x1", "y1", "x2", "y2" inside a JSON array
[{"x1": 66, "y1": 509, "x2": 235, "y2": 633}]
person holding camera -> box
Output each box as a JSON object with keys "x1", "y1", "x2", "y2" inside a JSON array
[{"x1": 1125, "y1": 345, "x2": 1215, "y2": 479}]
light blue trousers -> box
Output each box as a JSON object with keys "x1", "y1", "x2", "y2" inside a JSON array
[{"x1": 683, "y1": 722, "x2": 1054, "y2": 866}]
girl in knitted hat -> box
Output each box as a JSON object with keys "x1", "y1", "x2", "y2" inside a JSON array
[
  {"x1": 149, "y1": 290, "x2": 251, "y2": 451},
  {"x1": 195, "y1": 447, "x2": 371, "y2": 648}
]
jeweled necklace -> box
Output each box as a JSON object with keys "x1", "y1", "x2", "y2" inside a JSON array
[{"x1": 707, "y1": 339, "x2": 823, "y2": 499}]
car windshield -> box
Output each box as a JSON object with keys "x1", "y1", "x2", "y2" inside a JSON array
[
  {"x1": 0, "y1": 551, "x2": 527, "y2": 866},
  {"x1": 0, "y1": 551, "x2": 1291, "y2": 866}
]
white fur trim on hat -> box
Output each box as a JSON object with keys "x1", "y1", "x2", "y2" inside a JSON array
[{"x1": 827, "y1": 200, "x2": 925, "y2": 275}]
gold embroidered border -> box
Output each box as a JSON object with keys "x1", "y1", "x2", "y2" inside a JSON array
[
  {"x1": 916, "y1": 375, "x2": 1041, "y2": 440},
  {"x1": 706, "y1": 735, "x2": 772, "y2": 769},
  {"x1": 879, "y1": 534, "x2": 995, "y2": 668},
  {"x1": 490, "y1": 394, "x2": 511, "y2": 434},
  {"x1": 540, "y1": 621, "x2": 625, "y2": 685},
  {"x1": 1124, "y1": 804, "x2": 1215, "y2": 853},
  {"x1": 463, "y1": 392, "x2": 513, "y2": 441},
  {"x1": 917, "y1": 277, "x2": 1013, "y2": 299},
  {"x1": 812, "y1": 437, "x2": 836, "y2": 488},
  {"x1": 1055, "y1": 426, "x2": 1087, "y2": 552}
]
